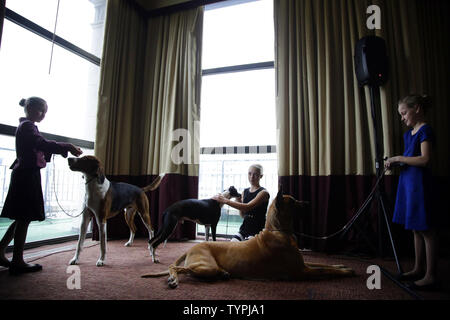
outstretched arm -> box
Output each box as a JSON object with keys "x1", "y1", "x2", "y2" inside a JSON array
[{"x1": 212, "y1": 190, "x2": 269, "y2": 213}]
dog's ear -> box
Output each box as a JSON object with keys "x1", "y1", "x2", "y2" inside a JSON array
[
  {"x1": 276, "y1": 185, "x2": 283, "y2": 208},
  {"x1": 296, "y1": 200, "x2": 309, "y2": 209},
  {"x1": 96, "y1": 162, "x2": 105, "y2": 184},
  {"x1": 228, "y1": 186, "x2": 241, "y2": 198},
  {"x1": 97, "y1": 173, "x2": 105, "y2": 184}
]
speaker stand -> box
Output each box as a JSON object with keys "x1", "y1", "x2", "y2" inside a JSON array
[{"x1": 340, "y1": 85, "x2": 403, "y2": 275}]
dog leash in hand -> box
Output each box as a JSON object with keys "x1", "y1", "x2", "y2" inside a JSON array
[
  {"x1": 51, "y1": 154, "x2": 86, "y2": 218},
  {"x1": 296, "y1": 166, "x2": 389, "y2": 240}
]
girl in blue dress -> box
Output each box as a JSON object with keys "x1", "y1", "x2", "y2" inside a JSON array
[{"x1": 385, "y1": 94, "x2": 438, "y2": 290}]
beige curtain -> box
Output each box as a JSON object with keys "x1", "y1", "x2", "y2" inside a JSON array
[
  {"x1": 141, "y1": 7, "x2": 203, "y2": 177},
  {"x1": 93, "y1": 0, "x2": 203, "y2": 240},
  {"x1": 95, "y1": 0, "x2": 203, "y2": 177},
  {"x1": 95, "y1": 0, "x2": 148, "y2": 175},
  {"x1": 275, "y1": 0, "x2": 450, "y2": 178}
]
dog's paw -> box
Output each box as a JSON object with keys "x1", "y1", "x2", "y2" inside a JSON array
[
  {"x1": 124, "y1": 241, "x2": 133, "y2": 247},
  {"x1": 69, "y1": 258, "x2": 79, "y2": 265},
  {"x1": 167, "y1": 276, "x2": 178, "y2": 289},
  {"x1": 150, "y1": 248, "x2": 160, "y2": 263},
  {"x1": 96, "y1": 259, "x2": 105, "y2": 267},
  {"x1": 220, "y1": 271, "x2": 231, "y2": 280}
]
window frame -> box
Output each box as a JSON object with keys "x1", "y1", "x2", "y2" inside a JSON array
[
  {"x1": 0, "y1": 6, "x2": 101, "y2": 147},
  {"x1": 200, "y1": 0, "x2": 276, "y2": 154},
  {"x1": 198, "y1": 0, "x2": 277, "y2": 239},
  {"x1": 5, "y1": 7, "x2": 100, "y2": 66},
  {"x1": 0, "y1": 3, "x2": 102, "y2": 250}
]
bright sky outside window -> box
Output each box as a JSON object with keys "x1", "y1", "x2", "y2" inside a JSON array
[
  {"x1": 200, "y1": 0, "x2": 276, "y2": 148},
  {"x1": 202, "y1": 0, "x2": 274, "y2": 69},
  {"x1": 0, "y1": 0, "x2": 105, "y2": 244},
  {"x1": 0, "y1": 1, "x2": 105, "y2": 142},
  {"x1": 200, "y1": 69, "x2": 276, "y2": 147},
  {"x1": 5, "y1": 0, "x2": 100, "y2": 55},
  {"x1": 5, "y1": 0, "x2": 58, "y2": 32}
]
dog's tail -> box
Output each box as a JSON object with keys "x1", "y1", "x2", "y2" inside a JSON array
[
  {"x1": 141, "y1": 270, "x2": 169, "y2": 278},
  {"x1": 141, "y1": 253, "x2": 187, "y2": 278},
  {"x1": 142, "y1": 173, "x2": 165, "y2": 192}
]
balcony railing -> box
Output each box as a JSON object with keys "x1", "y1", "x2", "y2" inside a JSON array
[
  {"x1": 198, "y1": 150, "x2": 278, "y2": 238},
  {"x1": 1, "y1": 134, "x2": 278, "y2": 244},
  {"x1": 0, "y1": 133, "x2": 94, "y2": 246}
]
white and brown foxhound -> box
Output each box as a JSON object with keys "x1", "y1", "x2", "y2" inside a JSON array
[{"x1": 68, "y1": 155, "x2": 163, "y2": 266}]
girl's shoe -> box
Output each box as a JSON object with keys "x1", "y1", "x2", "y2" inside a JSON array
[
  {"x1": 0, "y1": 259, "x2": 11, "y2": 268},
  {"x1": 406, "y1": 281, "x2": 441, "y2": 291},
  {"x1": 396, "y1": 272, "x2": 423, "y2": 282},
  {"x1": 9, "y1": 263, "x2": 42, "y2": 275}
]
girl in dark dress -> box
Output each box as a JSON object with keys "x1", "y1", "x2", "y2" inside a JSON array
[
  {"x1": 213, "y1": 164, "x2": 270, "y2": 241},
  {"x1": 0, "y1": 97, "x2": 82, "y2": 275},
  {"x1": 385, "y1": 94, "x2": 438, "y2": 290}
]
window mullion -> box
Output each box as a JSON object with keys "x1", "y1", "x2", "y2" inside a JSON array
[
  {"x1": 202, "y1": 61, "x2": 274, "y2": 76},
  {"x1": 5, "y1": 8, "x2": 100, "y2": 66}
]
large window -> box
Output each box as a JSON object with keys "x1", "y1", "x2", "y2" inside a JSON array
[
  {"x1": 198, "y1": 0, "x2": 277, "y2": 238},
  {"x1": 0, "y1": 0, "x2": 106, "y2": 246}
]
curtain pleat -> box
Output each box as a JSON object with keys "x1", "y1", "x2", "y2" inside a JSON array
[
  {"x1": 96, "y1": 0, "x2": 148, "y2": 176},
  {"x1": 143, "y1": 8, "x2": 203, "y2": 177},
  {"x1": 93, "y1": 0, "x2": 203, "y2": 241}
]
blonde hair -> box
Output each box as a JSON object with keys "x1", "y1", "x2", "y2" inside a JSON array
[
  {"x1": 249, "y1": 164, "x2": 263, "y2": 175},
  {"x1": 398, "y1": 94, "x2": 432, "y2": 114}
]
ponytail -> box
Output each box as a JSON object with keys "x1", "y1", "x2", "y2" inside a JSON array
[
  {"x1": 18, "y1": 96, "x2": 47, "y2": 113},
  {"x1": 398, "y1": 94, "x2": 432, "y2": 114},
  {"x1": 19, "y1": 98, "x2": 27, "y2": 107}
]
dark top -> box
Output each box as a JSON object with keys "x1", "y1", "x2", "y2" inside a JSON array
[
  {"x1": 238, "y1": 187, "x2": 269, "y2": 237},
  {"x1": 0, "y1": 118, "x2": 74, "y2": 221},
  {"x1": 11, "y1": 117, "x2": 72, "y2": 170}
]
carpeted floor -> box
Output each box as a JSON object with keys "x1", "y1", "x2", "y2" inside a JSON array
[{"x1": 0, "y1": 238, "x2": 449, "y2": 301}]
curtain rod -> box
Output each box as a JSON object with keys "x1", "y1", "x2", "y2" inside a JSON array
[{"x1": 144, "y1": 0, "x2": 227, "y2": 18}]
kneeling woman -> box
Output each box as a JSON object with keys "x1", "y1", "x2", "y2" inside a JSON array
[{"x1": 213, "y1": 164, "x2": 270, "y2": 241}]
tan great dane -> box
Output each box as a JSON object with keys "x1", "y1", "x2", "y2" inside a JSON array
[{"x1": 142, "y1": 188, "x2": 355, "y2": 288}]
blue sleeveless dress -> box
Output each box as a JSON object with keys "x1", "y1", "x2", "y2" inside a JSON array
[{"x1": 392, "y1": 124, "x2": 434, "y2": 231}]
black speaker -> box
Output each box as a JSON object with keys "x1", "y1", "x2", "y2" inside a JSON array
[{"x1": 354, "y1": 36, "x2": 389, "y2": 87}]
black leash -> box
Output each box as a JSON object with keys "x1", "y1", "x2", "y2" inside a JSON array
[
  {"x1": 296, "y1": 166, "x2": 389, "y2": 240},
  {"x1": 52, "y1": 155, "x2": 86, "y2": 218}
]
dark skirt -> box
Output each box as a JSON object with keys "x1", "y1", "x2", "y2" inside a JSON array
[
  {"x1": 239, "y1": 216, "x2": 265, "y2": 238},
  {"x1": 1, "y1": 168, "x2": 45, "y2": 222}
]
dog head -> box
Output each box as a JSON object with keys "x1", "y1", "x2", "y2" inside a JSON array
[
  {"x1": 265, "y1": 185, "x2": 309, "y2": 233},
  {"x1": 220, "y1": 186, "x2": 241, "y2": 200},
  {"x1": 68, "y1": 155, "x2": 105, "y2": 184},
  {"x1": 228, "y1": 186, "x2": 241, "y2": 199}
]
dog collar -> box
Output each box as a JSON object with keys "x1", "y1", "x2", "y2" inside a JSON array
[{"x1": 85, "y1": 176, "x2": 97, "y2": 185}]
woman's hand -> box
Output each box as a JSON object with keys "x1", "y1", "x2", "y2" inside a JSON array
[
  {"x1": 385, "y1": 156, "x2": 401, "y2": 169},
  {"x1": 212, "y1": 194, "x2": 228, "y2": 205},
  {"x1": 69, "y1": 145, "x2": 83, "y2": 157},
  {"x1": 387, "y1": 141, "x2": 431, "y2": 169}
]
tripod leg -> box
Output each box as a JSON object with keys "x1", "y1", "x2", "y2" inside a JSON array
[
  {"x1": 378, "y1": 194, "x2": 403, "y2": 275},
  {"x1": 339, "y1": 192, "x2": 375, "y2": 240},
  {"x1": 339, "y1": 193, "x2": 379, "y2": 255}
]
